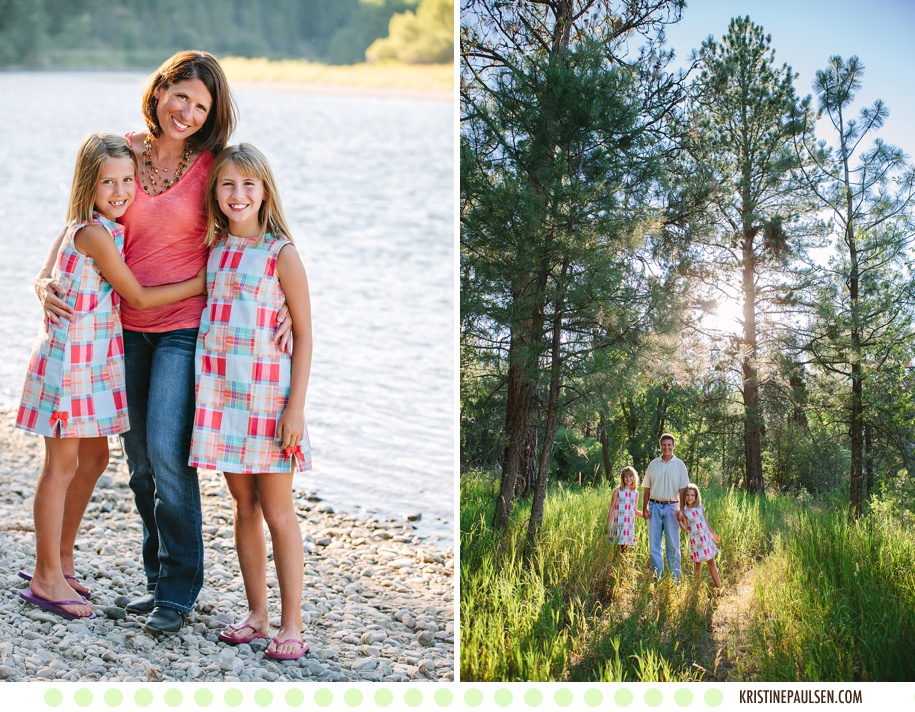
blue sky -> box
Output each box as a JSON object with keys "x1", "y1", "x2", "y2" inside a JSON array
[{"x1": 663, "y1": 0, "x2": 915, "y2": 159}]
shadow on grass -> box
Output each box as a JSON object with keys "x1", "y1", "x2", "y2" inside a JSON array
[{"x1": 567, "y1": 558, "x2": 722, "y2": 681}]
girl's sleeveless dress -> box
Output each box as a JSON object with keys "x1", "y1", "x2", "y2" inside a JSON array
[
  {"x1": 15, "y1": 212, "x2": 129, "y2": 438},
  {"x1": 610, "y1": 488, "x2": 638, "y2": 545},
  {"x1": 685, "y1": 505, "x2": 718, "y2": 562},
  {"x1": 189, "y1": 232, "x2": 312, "y2": 474}
]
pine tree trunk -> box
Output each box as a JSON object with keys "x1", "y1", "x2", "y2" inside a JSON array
[
  {"x1": 864, "y1": 418, "x2": 874, "y2": 497},
  {"x1": 849, "y1": 276, "x2": 864, "y2": 518},
  {"x1": 527, "y1": 267, "x2": 567, "y2": 549},
  {"x1": 514, "y1": 429, "x2": 538, "y2": 498},
  {"x1": 494, "y1": 283, "x2": 544, "y2": 531},
  {"x1": 849, "y1": 360, "x2": 864, "y2": 518},
  {"x1": 845, "y1": 137, "x2": 864, "y2": 519},
  {"x1": 495, "y1": 342, "x2": 531, "y2": 531},
  {"x1": 742, "y1": 234, "x2": 764, "y2": 493},
  {"x1": 599, "y1": 409, "x2": 612, "y2": 486}
]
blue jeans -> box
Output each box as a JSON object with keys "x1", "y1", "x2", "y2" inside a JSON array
[
  {"x1": 648, "y1": 501, "x2": 681, "y2": 580},
  {"x1": 121, "y1": 328, "x2": 203, "y2": 613}
]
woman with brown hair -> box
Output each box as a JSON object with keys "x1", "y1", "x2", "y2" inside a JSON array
[{"x1": 34, "y1": 51, "x2": 287, "y2": 636}]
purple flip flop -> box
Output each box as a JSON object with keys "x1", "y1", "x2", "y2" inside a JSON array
[
  {"x1": 19, "y1": 589, "x2": 95, "y2": 620},
  {"x1": 218, "y1": 623, "x2": 269, "y2": 645},
  {"x1": 264, "y1": 638, "x2": 309, "y2": 660},
  {"x1": 18, "y1": 570, "x2": 92, "y2": 599}
]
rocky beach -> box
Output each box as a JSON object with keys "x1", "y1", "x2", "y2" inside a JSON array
[{"x1": 0, "y1": 412, "x2": 454, "y2": 683}]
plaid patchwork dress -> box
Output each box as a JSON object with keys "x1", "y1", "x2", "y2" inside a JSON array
[
  {"x1": 16, "y1": 212, "x2": 129, "y2": 438},
  {"x1": 684, "y1": 505, "x2": 718, "y2": 562},
  {"x1": 189, "y1": 232, "x2": 311, "y2": 474},
  {"x1": 609, "y1": 488, "x2": 638, "y2": 545}
]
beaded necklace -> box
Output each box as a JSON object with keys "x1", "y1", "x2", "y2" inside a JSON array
[{"x1": 142, "y1": 134, "x2": 192, "y2": 195}]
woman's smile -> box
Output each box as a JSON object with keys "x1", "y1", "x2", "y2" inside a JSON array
[{"x1": 155, "y1": 78, "x2": 212, "y2": 141}]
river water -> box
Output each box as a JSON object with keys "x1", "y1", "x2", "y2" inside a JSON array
[{"x1": 0, "y1": 72, "x2": 454, "y2": 547}]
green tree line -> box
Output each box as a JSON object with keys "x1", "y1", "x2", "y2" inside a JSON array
[
  {"x1": 0, "y1": 0, "x2": 453, "y2": 67},
  {"x1": 461, "y1": 0, "x2": 915, "y2": 541}
]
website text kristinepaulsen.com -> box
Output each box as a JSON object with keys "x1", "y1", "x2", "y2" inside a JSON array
[{"x1": 740, "y1": 689, "x2": 863, "y2": 704}]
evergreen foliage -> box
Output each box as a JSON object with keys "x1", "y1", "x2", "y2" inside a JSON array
[
  {"x1": 462, "y1": 5, "x2": 915, "y2": 527},
  {"x1": 794, "y1": 55, "x2": 915, "y2": 517},
  {"x1": 0, "y1": 0, "x2": 449, "y2": 67},
  {"x1": 461, "y1": 0, "x2": 687, "y2": 542},
  {"x1": 367, "y1": 0, "x2": 454, "y2": 64}
]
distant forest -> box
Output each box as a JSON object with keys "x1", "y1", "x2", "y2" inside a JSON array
[{"x1": 0, "y1": 0, "x2": 452, "y2": 67}]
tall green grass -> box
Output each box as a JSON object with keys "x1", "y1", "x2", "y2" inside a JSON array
[
  {"x1": 461, "y1": 476, "x2": 773, "y2": 681},
  {"x1": 742, "y1": 508, "x2": 915, "y2": 680},
  {"x1": 461, "y1": 473, "x2": 915, "y2": 681}
]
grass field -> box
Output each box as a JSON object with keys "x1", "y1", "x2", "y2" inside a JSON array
[
  {"x1": 220, "y1": 57, "x2": 454, "y2": 95},
  {"x1": 460, "y1": 473, "x2": 915, "y2": 681}
]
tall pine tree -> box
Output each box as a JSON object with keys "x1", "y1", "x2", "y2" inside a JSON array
[
  {"x1": 797, "y1": 55, "x2": 915, "y2": 517},
  {"x1": 686, "y1": 16, "x2": 814, "y2": 493}
]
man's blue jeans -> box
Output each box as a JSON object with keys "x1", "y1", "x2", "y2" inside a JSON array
[
  {"x1": 648, "y1": 500, "x2": 681, "y2": 580},
  {"x1": 121, "y1": 328, "x2": 203, "y2": 614}
]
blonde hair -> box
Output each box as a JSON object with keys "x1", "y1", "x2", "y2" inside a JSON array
[
  {"x1": 684, "y1": 484, "x2": 702, "y2": 507},
  {"x1": 620, "y1": 466, "x2": 639, "y2": 490},
  {"x1": 66, "y1": 133, "x2": 137, "y2": 225},
  {"x1": 205, "y1": 143, "x2": 293, "y2": 247}
]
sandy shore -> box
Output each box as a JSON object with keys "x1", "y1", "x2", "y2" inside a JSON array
[{"x1": 0, "y1": 412, "x2": 453, "y2": 682}]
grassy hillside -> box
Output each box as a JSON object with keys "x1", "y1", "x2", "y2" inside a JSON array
[{"x1": 221, "y1": 56, "x2": 454, "y2": 94}]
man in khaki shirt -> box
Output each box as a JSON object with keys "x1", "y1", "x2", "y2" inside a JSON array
[{"x1": 641, "y1": 433, "x2": 689, "y2": 581}]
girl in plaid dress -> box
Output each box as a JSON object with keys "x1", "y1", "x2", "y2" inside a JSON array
[
  {"x1": 190, "y1": 144, "x2": 313, "y2": 660},
  {"x1": 15, "y1": 133, "x2": 205, "y2": 620},
  {"x1": 605, "y1": 466, "x2": 644, "y2": 553},
  {"x1": 677, "y1": 484, "x2": 722, "y2": 589}
]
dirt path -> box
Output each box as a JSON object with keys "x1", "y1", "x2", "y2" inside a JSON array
[
  {"x1": 567, "y1": 552, "x2": 766, "y2": 681},
  {"x1": 706, "y1": 565, "x2": 758, "y2": 680}
]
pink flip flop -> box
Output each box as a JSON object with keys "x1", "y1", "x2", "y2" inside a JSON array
[
  {"x1": 19, "y1": 589, "x2": 95, "y2": 620},
  {"x1": 264, "y1": 637, "x2": 309, "y2": 660},
  {"x1": 218, "y1": 623, "x2": 269, "y2": 645},
  {"x1": 18, "y1": 570, "x2": 92, "y2": 599}
]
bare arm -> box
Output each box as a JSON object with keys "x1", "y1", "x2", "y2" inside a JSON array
[
  {"x1": 705, "y1": 507, "x2": 720, "y2": 542},
  {"x1": 606, "y1": 488, "x2": 619, "y2": 537},
  {"x1": 35, "y1": 226, "x2": 73, "y2": 325},
  {"x1": 642, "y1": 486, "x2": 651, "y2": 519},
  {"x1": 274, "y1": 244, "x2": 312, "y2": 450},
  {"x1": 677, "y1": 512, "x2": 689, "y2": 533},
  {"x1": 74, "y1": 225, "x2": 206, "y2": 309},
  {"x1": 679, "y1": 462, "x2": 689, "y2": 509}
]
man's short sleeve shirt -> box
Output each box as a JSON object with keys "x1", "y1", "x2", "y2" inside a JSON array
[{"x1": 643, "y1": 456, "x2": 689, "y2": 501}]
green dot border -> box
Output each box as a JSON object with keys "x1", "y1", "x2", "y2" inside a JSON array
[{"x1": 27, "y1": 683, "x2": 744, "y2": 710}]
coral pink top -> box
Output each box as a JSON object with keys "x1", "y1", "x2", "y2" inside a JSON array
[{"x1": 119, "y1": 133, "x2": 213, "y2": 332}]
